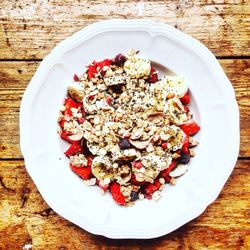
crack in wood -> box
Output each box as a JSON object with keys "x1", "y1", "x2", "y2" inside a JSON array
[
  {"x1": 2, "y1": 22, "x2": 11, "y2": 47},
  {"x1": 0, "y1": 176, "x2": 15, "y2": 192},
  {"x1": 35, "y1": 208, "x2": 55, "y2": 217},
  {"x1": 21, "y1": 187, "x2": 30, "y2": 208}
]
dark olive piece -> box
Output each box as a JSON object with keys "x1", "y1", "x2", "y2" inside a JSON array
[
  {"x1": 112, "y1": 53, "x2": 127, "y2": 66},
  {"x1": 130, "y1": 191, "x2": 139, "y2": 201},
  {"x1": 178, "y1": 153, "x2": 190, "y2": 164},
  {"x1": 118, "y1": 139, "x2": 131, "y2": 150}
]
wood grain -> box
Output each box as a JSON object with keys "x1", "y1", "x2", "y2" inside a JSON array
[
  {"x1": 0, "y1": 159, "x2": 249, "y2": 250},
  {"x1": 0, "y1": 0, "x2": 250, "y2": 59},
  {"x1": 0, "y1": 59, "x2": 249, "y2": 158}
]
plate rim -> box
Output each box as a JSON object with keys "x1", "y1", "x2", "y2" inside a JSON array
[{"x1": 20, "y1": 19, "x2": 240, "y2": 239}]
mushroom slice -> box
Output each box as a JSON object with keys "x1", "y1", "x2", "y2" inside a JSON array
[
  {"x1": 82, "y1": 120, "x2": 93, "y2": 131},
  {"x1": 68, "y1": 126, "x2": 83, "y2": 141},
  {"x1": 129, "y1": 139, "x2": 151, "y2": 150},
  {"x1": 91, "y1": 156, "x2": 113, "y2": 180},
  {"x1": 115, "y1": 165, "x2": 132, "y2": 185},
  {"x1": 116, "y1": 149, "x2": 139, "y2": 161},
  {"x1": 147, "y1": 112, "x2": 165, "y2": 125},
  {"x1": 67, "y1": 82, "x2": 84, "y2": 102},
  {"x1": 130, "y1": 127, "x2": 144, "y2": 140},
  {"x1": 169, "y1": 164, "x2": 188, "y2": 178}
]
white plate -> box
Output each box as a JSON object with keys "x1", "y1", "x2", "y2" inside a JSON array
[{"x1": 20, "y1": 20, "x2": 239, "y2": 239}]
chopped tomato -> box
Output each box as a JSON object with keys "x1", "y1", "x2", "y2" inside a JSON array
[
  {"x1": 96, "y1": 59, "x2": 111, "y2": 69},
  {"x1": 143, "y1": 179, "x2": 161, "y2": 195},
  {"x1": 148, "y1": 68, "x2": 158, "y2": 83},
  {"x1": 73, "y1": 74, "x2": 80, "y2": 82},
  {"x1": 181, "y1": 121, "x2": 200, "y2": 136},
  {"x1": 87, "y1": 64, "x2": 98, "y2": 79},
  {"x1": 180, "y1": 92, "x2": 190, "y2": 105},
  {"x1": 59, "y1": 118, "x2": 66, "y2": 128},
  {"x1": 97, "y1": 179, "x2": 109, "y2": 192},
  {"x1": 181, "y1": 135, "x2": 190, "y2": 154},
  {"x1": 78, "y1": 117, "x2": 85, "y2": 124},
  {"x1": 70, "y1": 164, "x2": 92, "y2": 180},
  {"x1": 106, "y1": 95, "x2": 112, "y2": 105},
  {"x1": 64, "y1": 144, "x2": 83, "y2": 158},
  {"x1": 64, "y1": 97, "x2": 81, "y2": 109},
  {"x1": 110, "y1": 182, "x2": 126, "y2": 205},
  {"x1": 87, "y1": 59, "x2": 111, "y2": 79},
  {"x1": 86, "y1": 155, "x2": 94, "y2": 167},
  {"x1": 184, "y1": 106, "x2": 189, "y2": 113},
  {"x1": 60, "y1": 131, "x2": 81, "y2": 144},
  {"x1": 160, "y1": 160, "x2": 177, "y2": 181},
  {"x1": 161, "y1": 142, "x2": 168, "y2": 150},
  {"x1": 130, "y1": 174, "x2": 146, "y2": 186},
  {"x1": 132, "y1": 161, "x2": 143, "y2": 169}
]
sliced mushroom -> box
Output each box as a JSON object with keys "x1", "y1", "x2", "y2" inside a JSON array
[
  {"x1": 82, "y1": 120, "x2": 93, "y2": 131},
  {"x1": 91, "y1": 156, "x2": 113, "y2": 180},
  {"x1": 68, "y1": 126, "x2": 83, "y2": 141},
  {"x1": 130, "y1": 127, "x2": 144, "y2": 140},
  {"x1": 129, "y1": 139, "x2": 151, "y2": 150},
  {"x1": 87, "y1": 143, "x2": 99, "y2": 155},
  {"x1": 115, "y1": 165, "x2": 132, "y2": 185},
  {"x1": 169, "y1": 164, "x2": 188, "y2": 178},
  {"x1": 117, "y1": 171, "x2": 132, "y2": 185},
  {"x1": 115, "y1": 148, "x2": 140, "y2": 162},
  {"x1": 147, "y1": 112, "x2": 165, "y2": 126},
  {"x1": 67, "y1": 82, "x2": 84, "y2": 102}
]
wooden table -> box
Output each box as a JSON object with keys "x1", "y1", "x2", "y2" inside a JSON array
[{"x1": 0, "y1": 1, "x2": 249, "y2": 249}]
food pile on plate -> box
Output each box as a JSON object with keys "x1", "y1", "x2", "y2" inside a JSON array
[{"x1": 58, "y1": 50, "x2": 200, "y2": 206}]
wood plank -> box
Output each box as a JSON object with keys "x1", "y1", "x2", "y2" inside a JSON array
[
  {"x1": 0, "y1": 0, "x2": 250, "y2": 59},
  {"x1": 0, "y1": 159, "x2": 249, "y2": 249},
  {"x1": 0, "y1": 59, "x2": 249, "y2": 158}
]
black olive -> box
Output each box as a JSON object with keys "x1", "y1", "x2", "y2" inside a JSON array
[
  {"x1": 111, "y1": 84, "x2": 123, "y2": 94},
  {"x1": 81, "y1": 139, "x2": 91, "y2": 155},
  {"x1": 130, "y1": 191, "x2": 139, "y2": 201},
  {"x1": 112, "y1": 53, "x2": 127, "y2": 66},
  {"x1": 118, "y1": 139, "x2": 131, "y2": 150},
  {"x1": 178, "y1": 154, "x2": 190, "y2": 164}
]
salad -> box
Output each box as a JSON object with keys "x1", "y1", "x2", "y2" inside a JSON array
[{"x1": 57, "y1": 50, "x2": 200, "y2": 206}]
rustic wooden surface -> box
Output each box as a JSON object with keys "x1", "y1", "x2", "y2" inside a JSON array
[{"x1": 0, "y1": 0, "x2": 249, "y2": 249}]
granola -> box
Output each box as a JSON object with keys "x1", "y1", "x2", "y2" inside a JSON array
[{"x1": 58, "y1": 50, "x2": 200, "y2": 206}]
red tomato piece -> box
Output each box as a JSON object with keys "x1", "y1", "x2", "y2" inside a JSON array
[
  {"x1": 73, "y1": 74, "x2": 80, "y2": 82},
  {"x1": 106, "y1": 95, "x2": 112, "y2": 105},
  {"x1": 109, "y1": 182, "x2": 126, "y2": 206},
  {"x1": 70, "y1": 164, "x2": 92, "y2": 180},
  {"x1": 160, "y1": 160, "x2": 177, "y2": 181},
  {"x1": 130, "y1": 174, "x2": 146, "y2": 186},
  {"x1": 161, "y1": 142, "x2": 168, "y2": 150},
  {"x1": 64, "y1": 144, "x2": 83, "y2": 158},
  {"x1": 64, "y1": 97, "x2": 81, "y2": 109},
  {"x1": 181, "y1": 135, "x2": 190, "y2": 154},
  {"x1": 148, "y1": 68, "x2": 158, "y2": 83},
  {"x1": 64, "y1": 108, "x2": 73, "y2": 117},
  {"x1": 132, "y1": 161, "x2": 143, "y2": 169},
  {"x1": 60, "y1": 131, "x2": 81, "y2": 144},
  {"x1": 180, "y1": 92, "x2": 190, "y2": 105},
  {"x1": 143, "y1": 179, "x2": 161, "y2": 195},
  {"x1": 184, "y1": 106, "x2": 189, "y2": 113},
  {"x1": 78, "y1": 117, "x2": 85, "y2": 124},
  {"x1": 96, "y1": 59, "x2": 111, "y2": 69},
  {"x1": 86, "y1": 155, "x2": 94, "y2": 167},
  {"x1": 59, "y1": 118, "x2": 66, "y2": 128},
  {"x1": 87, "y1": 65, "x2": 98, "y2": 79},
  {"x1": 181, "y1": 121, "x2": 200, "y2": 136},
  {"x1": 96, "y1": 179, "x2": 109, "y2": 192}
]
